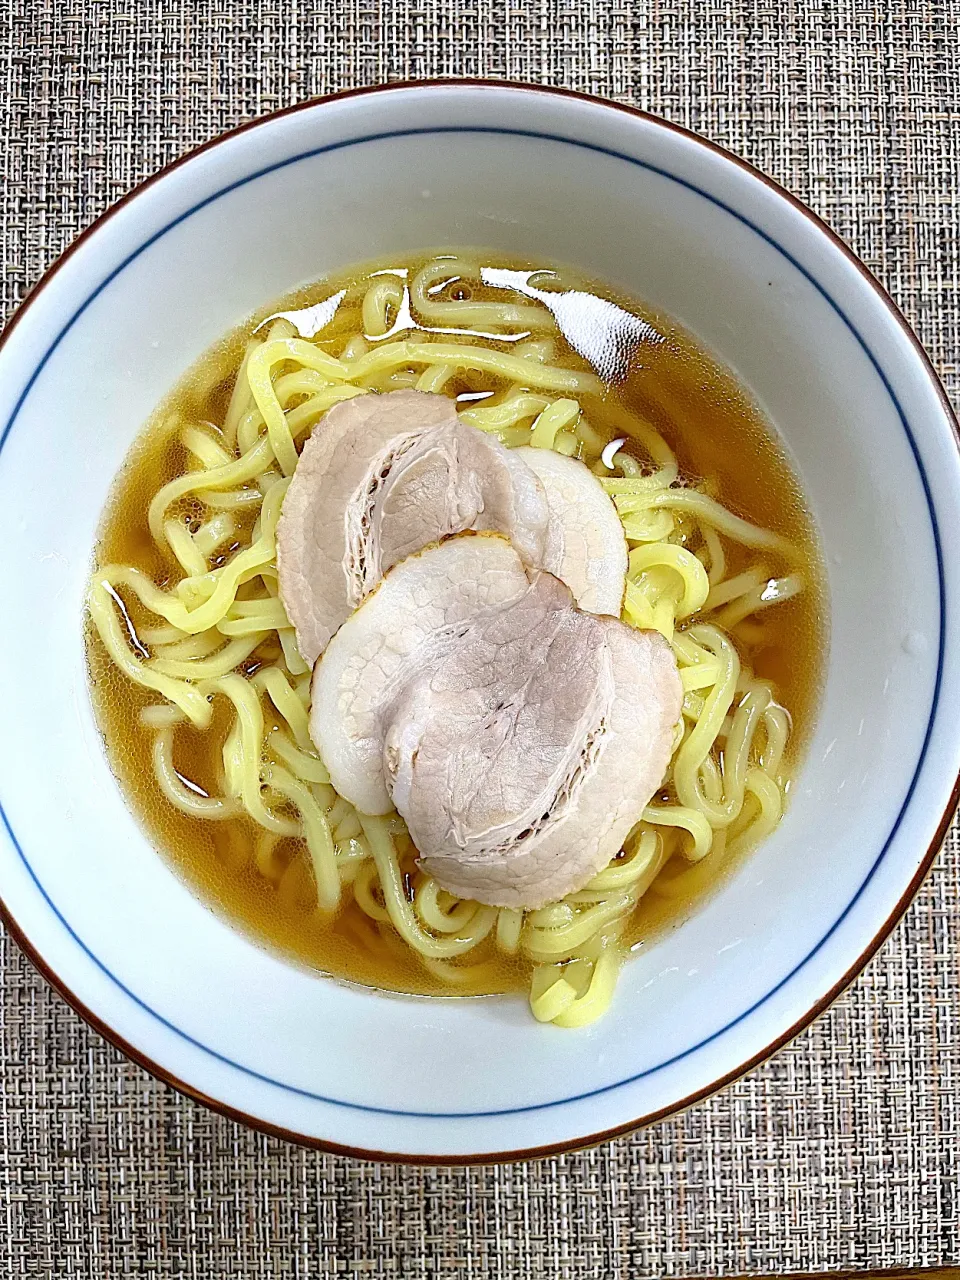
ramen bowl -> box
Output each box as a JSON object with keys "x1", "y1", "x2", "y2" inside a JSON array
[{"x1": 1, "y1": 82, "x2": 958, "y2": 1163}]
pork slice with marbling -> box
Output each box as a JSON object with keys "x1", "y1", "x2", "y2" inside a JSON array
[
  {"x1": 276, "y1": 390, "x2": 549, "y2": 664},
  {"x1": 383, "y1": 571, "x2": 681, "y2": 908},
  {"x1": 309, "y1": 534, "x2": 531, "y2": 816},
  {"x1": 515, "y1": 445, "x2": 627, "y2": 617}
]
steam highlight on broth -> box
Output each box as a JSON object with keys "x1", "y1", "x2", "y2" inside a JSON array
[{"x1": 87, "y1": 253, "x2": 823, "y2": 1028}]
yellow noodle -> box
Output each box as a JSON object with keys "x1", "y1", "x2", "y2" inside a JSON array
[
  {"x1": 495, "y1": 908, "x2": 524, "y2": 956},
  {"x1": 713, "y1": 574, "x2": 804, "y2": 629},
  {"x1": 643, "y1": 803, "x2": 714, "y2": 862},
  {"x1": 416, "y1": 362, "x2": 456, "y2": 393},
  {"x1": 217, "y1": 598, "x2": 289, "y2": 635},
  {"x1": 112, "y1": 482, "x2": 286, "y2": 634},
  {"x1": 352, "y1": 857, "x2": 393, "y2": 922},
  {"x1": 236, "y1": 407, "x2": 266, "y2": 457},
  {"x1": 628, "y1": 543, "x2": 710, "y2": 618},
  {"x1": 337, "y1": 834, "x2": 371, "y2": 871},
  {"x1": 149, "y1": 629, "x2": 225, "y2": 661},
  {"x1": 349, "y1": 341, "x2": 603, "y2": 395},
  {"x1": 527, "y1": 902, "x2": 574, "y2": 930},
  {"x1": 164, "y1": 518, "x2": 208, "y2": 577},
  {"x1": 201, "y1": 486, "x2": 263, "y2": 512},
  {"x1": 410, "y1": 258, "x2": 552, "y2": 331},
  {"x1": 620, "y1": 508, "x2": 676, "y2": 543},
  {"x1": 514, "y1": 337, "x2": 557, "y2": 363},
  {"x1": 152, "y1": 728, "x2": 237, "y2": 820},
  {"x1": 246, "y1": 338, "x2": 351, "y2": 474},
  {"x1": 253, "y1": 830, "x2": 282, "y2": 881},
  {"x1": 458, "y1": 392, "x2": 549, "y2": 431},
  {"x1": 651, "y1": 834, "x2": 730, "y2": 902},
  {"x1": 597, "y1": 428, "x2": 678, "y2": 488},
  {"x1": 273, "y1": 368, "x2": 335, "y2": 404},
  {"x1": 208, "y1": 673, "x2": 298, "y2": 836},
  {"x1": 704, "y1": 565, "x2": 769, "y2": 612},
  {"x1": 262, "y1": 764, "x2": 339, "y2": 912},
  {"x1": 760, "y1": 705, "x2": 791, "y2": 779},
  {"x1": 222, "y1": 338, "x2": 259, "y2": 450},
  {"x1": 181, "y1": 424, "x2": 232, "y2": 470},
  {"x1": 137, "y1": 622, "x2": 188, "y2": 646},
  {"x1": 88, "y1": 581, "x2": 212, "y2": 726},
  {"x1": 529, "y1": 398, "x2": 580, "y2": 449},
  {"x1": 148, "y1": 436, "x2": 272, "y2": 543},
  {"x1": 574, "y1": 415, "x2": 608, "y2": 457},
  {"x1": 671, "y1": 625, "x2": 741, "y2": 823},
  {"x1": 522, "y1": 893, "x2": 634, "y2": 964},
  {"x1": 277, "y1": 628, "x2": 309, "y2": 677},
  {"x1": 680, "y1": 662, "x2": 723, "y2": 692},
  {"x1": 585, "y1": 830, "x2": 660, "y2": 891},
  {"x1": 326, "y1": 795, "x2": 354, "y2": 832},
  {"x1": 529, "y1": 968, "x2": 578, "y2": 1022},
  {"x1": 193, "y1": 512, "x2": 236, "y2": 557},
  {"x1": 333, "y1": 811, "x2": 363, "y2": 843},
  {"x1": 415, "y1": 880, "x2": 481, "y2": 934},
  {"x1": 620, "y1": 489, "x2": 796, "y2": 555},
  {"x1": 139, "y1": 703, "x2": 186, "y2": 730},
  {"x1": 252, "y1": 666, "x2": 313, "y2": 751},
  {"x1": 701, "y1": 524, "x2": 726, "y2": 586},
  {"x1": 622, "y1": 580, "x2": 656, "y2": 632},
  {"x1": 696, "y1": 752, "x2": 723, "y2": 806},
  {"x1": 732, "y1": 768, "x2": 783, "y2": 850},
  {"x1": 686, "y1": 681, "x2": 773, "y2": 835},
  {"x1": 149, "y1": 633, "x2": 266, "y2": 680},
  {"x1": 550, "y1": 941, "x2": 623, "y2": 1028},
  {"x1": 267, "y1": 731, "x2": 330, "y2": 785},
  {"x1": 339, "y1": 334, "x2": 370, "y2": 362},
  {"x1": 612, "y1": 451, "x2": 643, "y2": 477},
  {"x1": 359, "y1": 814, "x2": 498, "y2": 959},
  {"x1": 362, "y1": 276, "x2": 405, "y2": 337}
]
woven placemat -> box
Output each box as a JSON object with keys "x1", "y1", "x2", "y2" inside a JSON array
[{"x1": 2, "y1": 2, "x2": 959, "y2": 1276}]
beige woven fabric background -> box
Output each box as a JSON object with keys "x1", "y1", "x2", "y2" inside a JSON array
[{"x1": 1, "y1": 2, "x2": 959, "y2": 1276}]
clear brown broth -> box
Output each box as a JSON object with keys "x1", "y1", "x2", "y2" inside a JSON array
[{"x1": 87, "y1": 254, "x2": 826, "y2": 997}]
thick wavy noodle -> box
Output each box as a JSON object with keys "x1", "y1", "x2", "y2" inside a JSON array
[{"x1": 87, "y1": 254, "x2": 824, "y2": 1027}]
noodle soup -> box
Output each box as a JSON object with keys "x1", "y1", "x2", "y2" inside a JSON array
[{"x1": 87, "y1": 253, "x2": 825, "y2": 1026}]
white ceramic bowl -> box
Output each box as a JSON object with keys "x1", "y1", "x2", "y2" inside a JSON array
[{"x1": 1, "y1": 82, "x2": 958, "y2": 1163}]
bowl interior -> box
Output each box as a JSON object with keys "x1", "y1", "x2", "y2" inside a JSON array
[{"x1": 0, "y1": 85, "x2": 957, "y2": 1160}]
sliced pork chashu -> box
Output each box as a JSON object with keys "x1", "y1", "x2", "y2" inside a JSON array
[
  {"x1": 310, "y1": 535, "x2": 531, "y2": 815},
  {"x1": 516, "y1": 445, "x2": 628, "y2": 616},
  {"x1": 385, "y1": 572, "x2": 681, "y2": 909},
  {"x1": 277, "y1": 390, "x2": 549, "y2": 664},
  {"x1": 311, "y1": 534, "x2": 682, "y2": 909}
]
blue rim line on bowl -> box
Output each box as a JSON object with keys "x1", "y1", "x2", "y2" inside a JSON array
[{"x1": 0, "y1": 118, "x2": 947, "y2": 1121}]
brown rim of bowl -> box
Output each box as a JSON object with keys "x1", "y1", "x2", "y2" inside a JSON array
[{"x1": 0, "y1": 78, "x2": 957, "y2": 1167}]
